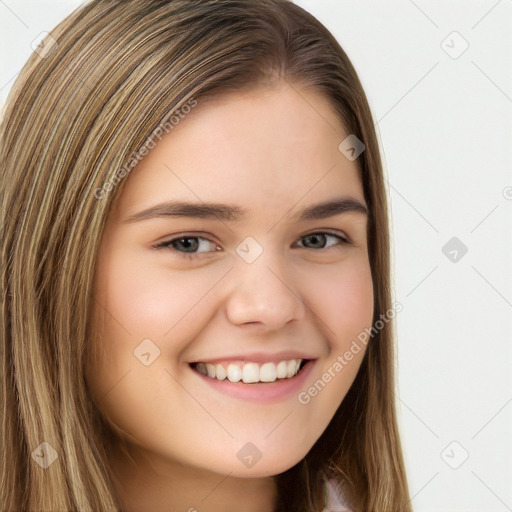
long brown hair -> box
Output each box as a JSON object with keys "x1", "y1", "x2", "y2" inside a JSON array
[{"x1": 1, "y1": 1, "x2": 411, "y2": 510}]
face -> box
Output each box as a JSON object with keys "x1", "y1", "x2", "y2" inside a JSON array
[{"x1": 86, "y1": 81, "x2": 374, "y2": 481}]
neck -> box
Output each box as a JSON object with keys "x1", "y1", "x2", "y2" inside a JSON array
[{"x1": 106, "y1": 442, "x2": 279, "y2": 512}]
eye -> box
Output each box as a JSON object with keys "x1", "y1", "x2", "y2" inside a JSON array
[
  {"x1": 297, "y1": 232, "x2": 349, "y2": 250},
  {"x1": 154, "y1": 231, "x2": 349, "y2": 259},
  {"x1": 154, "y1": 235, "x2": 219, "y2": 258}
]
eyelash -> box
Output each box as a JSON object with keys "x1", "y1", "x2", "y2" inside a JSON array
[{"x1": 153, "y1": 231, "x2": 350, "y2": 259}]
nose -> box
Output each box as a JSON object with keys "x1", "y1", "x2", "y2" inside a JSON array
[{"x1": 224, "y1": 249, "x2": 306, "y2": 331}]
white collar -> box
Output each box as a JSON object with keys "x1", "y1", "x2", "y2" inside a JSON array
[{"x1": 322, "y1": 478, "x2": 353, "y2": 512}]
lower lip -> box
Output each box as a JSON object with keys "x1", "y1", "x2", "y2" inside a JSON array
[{"x1": 191, "y1": 360, "x2": 315, "y2": 404}]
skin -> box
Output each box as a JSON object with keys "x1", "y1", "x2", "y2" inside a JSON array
[{"x1": 86, "y1": 80, "x2": 374, "y2": 512}]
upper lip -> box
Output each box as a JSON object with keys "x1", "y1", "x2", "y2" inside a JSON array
[{"x1": 189, "y1": 352, "x2": 317, "y2": 365}]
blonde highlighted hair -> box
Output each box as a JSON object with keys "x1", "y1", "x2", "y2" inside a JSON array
[{"x1": 1, "y1": 1, "x2": 411, "y2": 510}]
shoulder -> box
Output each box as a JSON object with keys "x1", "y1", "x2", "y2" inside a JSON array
[{"x1": 322, "y1": 478, "x2": 354, "y2": 512}]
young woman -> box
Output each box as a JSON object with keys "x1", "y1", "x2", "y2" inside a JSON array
[{"x1": 0, "y1": 1, "x2": 412, "y2": 510}]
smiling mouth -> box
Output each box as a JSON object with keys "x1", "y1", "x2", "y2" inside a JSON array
[{"x1": 190, "y1": 359, "x2": 309, "y2": 384}]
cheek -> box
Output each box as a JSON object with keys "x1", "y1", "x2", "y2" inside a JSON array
[
  {"x1": 87, "y1": 248, "x2": 214, "y2": 399},
  {"x1": 292, "y1": 259, "x2": 373, "y2": 421},
  {"x1": 97, "y1": 250, "x2": 220, "y2": 340},
  {"x1": 306, "y1": 258, "x2": 374, "y2": 343}
]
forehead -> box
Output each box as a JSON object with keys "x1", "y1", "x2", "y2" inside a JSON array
[{"x1": 114, "y1": 82, "x2": 364, "y2": 222}]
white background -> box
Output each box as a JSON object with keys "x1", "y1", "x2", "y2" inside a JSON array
[{"x1": 1, "y1": 1, "x2": 511, "y2": 510}]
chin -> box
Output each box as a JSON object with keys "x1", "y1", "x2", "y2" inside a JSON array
[{"x1": 227, "y1": 447, "x2": 311, "y2": 478}]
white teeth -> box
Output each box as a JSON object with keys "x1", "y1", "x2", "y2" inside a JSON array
[
  {"x1": 196, "y1": 363, "x2": 208, "y2": 376},
  {"x1": 276, "y1": 360, "x2": 287, "y2": 379},
  {"x1": 242, "y1": 363, "x2": 259, "y2": 383},
  {"x1": 215, "y1": 364, "x2": 227, "y2": 380},
  {"x1": 259, "y1": 362, "x2": 277, "y2": 382},
  {"x1": 206, "y1": 364, "x2": 215, "y2": 378},
  {"x1": 286, "y1": 359, "x2": 298, "y2": 378},
  {"x1": 227, "y1": 364, "x2": 242, "y2": 383},
  {"x1": 194, "y1": 358, "x2": 304, "y2": 383}
]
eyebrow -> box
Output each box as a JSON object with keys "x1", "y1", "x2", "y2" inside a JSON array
[{"x1": 124, "y1": 197, "x2": 368, "y2": 223}]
